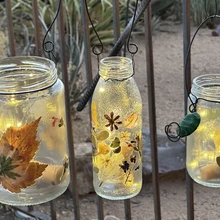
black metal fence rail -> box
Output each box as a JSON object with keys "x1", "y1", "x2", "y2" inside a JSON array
[{"x1": 3, "y1": 0, "x2": 195, "y2": 220}]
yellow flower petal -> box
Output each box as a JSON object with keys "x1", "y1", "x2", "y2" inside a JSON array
[
  {"x1": 91, "y1": 102, "x2": 99, "y2": 126},
  {"x1": 124, "y1": 112, "x2": 138, "y2": 129},
  {"x1": 95, "y1": 142, "x2": 110, "y2": 156}
]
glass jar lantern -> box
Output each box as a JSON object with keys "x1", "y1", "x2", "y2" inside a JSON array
[
  {"x1": 91, "y1": 56, "x2": 142, "y2": 200},
  {"x1": 0, "y1": 56, "x2": 70, "y2": 205},
  {"x1": 187, "y1": 74, "x2": 220, "y2": 187}
]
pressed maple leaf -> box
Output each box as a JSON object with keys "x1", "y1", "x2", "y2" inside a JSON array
[{"x1": 0, "y1": 117, "x2": 48, "y2": 193}]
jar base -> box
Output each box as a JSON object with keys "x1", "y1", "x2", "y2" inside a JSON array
[
  {"x1": 0, "y1": 177, "x2": 69, "y2": 206},
  {"x1": 187, "y1": 167, "x2": 220, "y2": 188},
  {"x1": 94, "y1": 182, "x2": 142, "y2": 200}
]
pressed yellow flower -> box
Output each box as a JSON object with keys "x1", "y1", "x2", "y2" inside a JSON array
[
  {"x1": 95, "y1": 142, "x2": 110, "y2": 156},
  {"x1": 120, "y1": 131, "x2": 131, "y2": 141},
  {"x1": 97, "y1": 153, "x2": 125, "y2": 185}
]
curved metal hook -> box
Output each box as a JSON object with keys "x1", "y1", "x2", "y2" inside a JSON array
[
  {"x1": 184, "y1": 14, "x2": 220, "y2": 111},
  {"x1": 164, "y1": 122, "x2": 181, "y2": 142},
  {"x1": 42, "y1": 0, "x2": 62, "y2": 58},
  {"x1": 84, "y1": 0, "x2": 103, "y2": 56},
  {"x1": 165, "y1": 10, "x2": 220, "y2": 142},
  {"x1": 127, "y1": 0, "x2": 139, "y2": 55}
]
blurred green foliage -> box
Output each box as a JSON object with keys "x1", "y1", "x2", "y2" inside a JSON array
[
  {"x1": 0, "y1": 0, "x2": 180, "y2": 110},
  {"x1": 191, "y1": 0, "x2": 220, "y2": 27}
]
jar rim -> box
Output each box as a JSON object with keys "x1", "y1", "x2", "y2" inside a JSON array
[
  {"x1": 0, "y1": 56, "x2": 57, "y2": 94},
  {"x1": 99, "y1": 56, "x2": 133, "y2": 80},
  {"x1": 192, "y1": 74, "x2": 220, "y2": 100}
]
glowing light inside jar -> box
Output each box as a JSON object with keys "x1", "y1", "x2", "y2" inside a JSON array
[{"x1": 99, "y1": 87, "x2": 105, "y2": 93}]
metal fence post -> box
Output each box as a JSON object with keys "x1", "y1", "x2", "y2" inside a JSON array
[{"x1": 144, "y1": 3, "x2": 161, "y2": 220}]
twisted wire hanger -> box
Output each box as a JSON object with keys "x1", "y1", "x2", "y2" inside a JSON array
[
  {"x1": 77, "y1": 0, "x2": 149, "y2": 111},
  {"x1": 42, "y1": 0, "x2": 62, "y2": 60},
  {"x1": 126, "y1": 0, "x2": 139, "y2": 80},
  {"x1": 83, "y1": 0, "x2": 104, "y2": 69},
  {"x1": 105, "y1": 0, "x2": 139, "y2": 82},
  {"x1": 126, "y1": 0, "x2": 139, "y2": 56},
  {"x1": 165, "y1": 0, "x2": 220, "y2": 142},
  {"x1": 123, "y1": 0, "x2": 131, "y2": 57}
]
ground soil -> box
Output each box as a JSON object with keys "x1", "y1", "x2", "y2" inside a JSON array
[{"x1": 1, "y1": 21, "x2": 220, "y2": 219}]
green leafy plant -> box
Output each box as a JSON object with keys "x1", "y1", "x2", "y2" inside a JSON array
[
  {"x1": 191, "y1": 0, "x2": 220, "y2": 27},
  {"x1": 0, "y1": 0, "x2": 180, "y2": 111},
  {"x1": 0, "y1": 0, "x2": 85, "y2": 111}
]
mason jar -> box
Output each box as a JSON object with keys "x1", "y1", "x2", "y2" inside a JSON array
[
  {"x1": 187, "y1": 74, "x2": 220, "y2": 187},
  {"x1": 0, "y1": 56, "x2": 70, "y2": 205},
  {"x1": 91, "y1": 56, "x2": 142, "y2": 200}
]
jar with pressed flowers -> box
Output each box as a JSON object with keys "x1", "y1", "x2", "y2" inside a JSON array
[
  {"x1": 0, "y1": 56, "x2": 69, "y2": 205},
  {"x1": 187, "y1": 74, "x2": 220, "y2": 187},
  {"x1": 91, "y1": 56, "x2": 142, "y2": 200}
]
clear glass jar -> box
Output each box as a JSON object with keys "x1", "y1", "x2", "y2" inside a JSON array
[
  {"x1": 187, "y1": 74, "x2": 220, "y2": 187},
  {"x1": 0, "y1": 56, "x2": 69, "y2": 205},
  {"x1": 91, "y1": 56, "x2": 142, "y2": 200}
]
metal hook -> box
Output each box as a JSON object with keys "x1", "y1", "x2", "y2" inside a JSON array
[
  {"x1": 165, "y1": 5, "x2": 220, "y2": 142},
  {"x1": 42, "y1": 0, "x2": 62, "y2": 59},
  {"x1": 184, "y1": 14, "x2": 220, "y2": 107},
  {"x1": 164, "y1": 122, "x2": 181, "y2": 142},
  {"x1": 126, "y1": 0, "x2": 139, "y2": 55},
  {"x1": 77, "y1": 0, "x2": 152, "y2": 111},
  {"x1": 84, "y1": 0, "x2": 103, "y2": 57},
  {"x1": 123, "y1": 0, "x2": 131, "y2": 57}
]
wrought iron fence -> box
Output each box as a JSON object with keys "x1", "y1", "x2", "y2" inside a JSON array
[{"x1": 1, "y1": 0, "x2": 197, "y2": 219}]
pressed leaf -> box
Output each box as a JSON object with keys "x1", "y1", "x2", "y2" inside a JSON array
[
  {"x1": 113, "y1": 146, "x2": 121, "y2": 154},
  {"x1": 216, "y1": 156, "x2": 220, "y2": 167},
  {"x1": 93, "y1": 167, "x2": 99, "y2": 173},
  {"x1": 0, "y1": 117, "x2": 48, "y2": 193},
  {"x1": 178, "y1": 112, "x2": 201, "y2": 137},
  {"x1": 0, "y1": 117, "x2": 41, "y2": 163},
  {"x1": 124, "y1": 112, "x2": 138, "y2": 129},
  {"x1": 110, "y1": 137, "x2": 120, "y2": 148},
  {"x1": 92, "y1": 134, "x2": 97, "y2": 147},
  {"x1": 96, "y1": 130, "x2": 109, "y2": 141},
  {"x1": 1, "y1": 162, "x2": 47, "y2": 193}
]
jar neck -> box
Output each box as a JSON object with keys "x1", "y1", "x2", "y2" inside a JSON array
[
  {"x1": 99, "y1": 57, "x2": 133, "y2": 81},
  {"x1": 191, "y1": 74, "x2": 220, "y2": 100},
  {"x1": 0, "y1": 56, "x2": 57, "y2": 94}
]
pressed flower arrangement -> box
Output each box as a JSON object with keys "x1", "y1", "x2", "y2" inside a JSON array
[{"x1": 91, "y1": 56, "x2": 142, "y2": 200}]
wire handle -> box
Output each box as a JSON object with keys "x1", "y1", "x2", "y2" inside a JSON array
[
  {"x1": 184, "y1": 14, "x2": 220, "y2": 111},
  {"x1": 77, "y1": 0, "x2": 151, "y2": 111},
  {"x1": 165, "y1": 0, "x2": 220, "y2": 142},
  {"x1": 42, "y1": 0, "x2": 62, "y2": 60}
]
